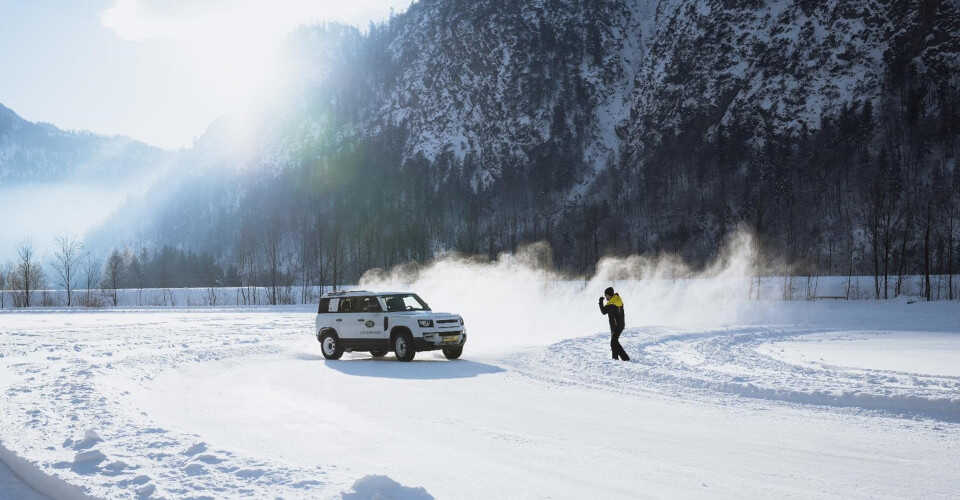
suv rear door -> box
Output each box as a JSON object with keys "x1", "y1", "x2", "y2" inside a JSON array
[
  {"x1": 333, "y1": 297, "x2": 359, "y2": 338},
  {"x1": 353, "y1": 296, "x2": 386, "y2": 341}
]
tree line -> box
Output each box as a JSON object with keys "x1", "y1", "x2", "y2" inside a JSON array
[{"x1": 0, "y1": 238, "x2": 250, "y2": 307}]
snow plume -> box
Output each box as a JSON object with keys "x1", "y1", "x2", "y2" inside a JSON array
[{"x1": 360, "y1": 229, "x2": 759, "y2": 352}]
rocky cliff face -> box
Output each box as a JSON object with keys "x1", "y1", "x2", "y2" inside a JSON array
[
  {"x1": 198, "y1": 0, "x2": 958, "y2": 191},
  {"x1": 369, "y1": 0, "x2": 646, "y2": 191},
  {"x1": 623, "y1": 0, "x2": 960, "y2": 156}
]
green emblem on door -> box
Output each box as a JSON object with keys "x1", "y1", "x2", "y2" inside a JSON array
[{"x1": 365, "y1": 320, "x2": 375, "y2": 328}]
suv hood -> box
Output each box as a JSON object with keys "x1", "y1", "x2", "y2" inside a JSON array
[{"x1": 391, "y1": 311, "x2": 459, "y2": 319}]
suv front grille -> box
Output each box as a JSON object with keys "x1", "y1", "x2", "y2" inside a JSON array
[{"x1": 437, "y1": 319, "x2": 459, "y2": 324}]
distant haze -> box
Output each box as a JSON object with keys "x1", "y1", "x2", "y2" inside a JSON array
[
  {"x1": 0, "y1": 173, "x2": 161, "y2": 263},
  {"x1": 0, "y1": 0, "x2": 412, "y2": 149},
  {"x1": 0, "y1": 184, "x2": 126, "y2": 260}
]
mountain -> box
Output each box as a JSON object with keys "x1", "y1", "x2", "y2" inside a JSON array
[
  {"x1": 96, "y1": 0, "x2": 959, "y2": 291},
  {"x1": 0, "y1": 103, "x2": 170, "y2": 185}
]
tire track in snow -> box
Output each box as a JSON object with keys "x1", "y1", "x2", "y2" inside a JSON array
[
  {"x1": 0, "y1": 311, "x2": 363, "y2": 499},
  {"x1": 504, "y1": 326, "x2": 960, "y2": 422}
]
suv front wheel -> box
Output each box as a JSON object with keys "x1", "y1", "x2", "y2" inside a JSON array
[
  {"x1": 319, "y1": 331, "x2": 343, "y2": 360},
  {"x1": 393, "y1": 332, "x2": 416, "y2": 362},
  {"x1": 442, "y1": 346, "x2": 463, "y2": 359}
]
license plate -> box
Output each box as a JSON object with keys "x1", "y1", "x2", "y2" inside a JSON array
[{"x1": 443, "y1": 336, "x2": 459, "y2": 343}]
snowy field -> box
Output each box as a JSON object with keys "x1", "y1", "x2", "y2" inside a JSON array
[{"x1": 1, "y1": 298, "x2": 958, "y2": 499}]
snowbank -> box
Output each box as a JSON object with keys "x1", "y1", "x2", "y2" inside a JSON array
[
  {"x1": 0, "y1": 442, "x2": 95, "y2": 500},
  {"x1": 340, "y1": 475, "x2": 433, "y2": 500}
]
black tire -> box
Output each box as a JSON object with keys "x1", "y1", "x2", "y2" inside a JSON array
[
  {"x1": 442, "y1": 346, "x2": 463, "y2": 360},
  {"x1": 319, "y1": 331, "x2": 343, "y2": 360},
  {"x1": 370, "y1": 350, "x2": 388, "y2": 358},
  {"x1": 393, "y1": 332, "x2": 416, "y2": 362}
]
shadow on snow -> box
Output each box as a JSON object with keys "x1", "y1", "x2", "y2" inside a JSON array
[{"x1": 294, "y1": 352, "x2": 505, "y2": 379}]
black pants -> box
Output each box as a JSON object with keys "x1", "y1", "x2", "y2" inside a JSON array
[{"x1": 610, "y1": 330, "x2": 630, "y2": 361}]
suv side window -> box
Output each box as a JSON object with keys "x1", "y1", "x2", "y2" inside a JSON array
[
  {"x1": 338, "y1": 297, "x2": 354, "y2": 313},
  {"x1": 357, "y1": 296, "x2": 383, "y2": 312},
  {"x1": 317, "y1": 298, "x2": 330, "y2": 314}
]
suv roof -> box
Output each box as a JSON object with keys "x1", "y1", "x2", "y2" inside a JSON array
[{"x1": 321, "y1": 290, "x2": 410, "y2": 298}]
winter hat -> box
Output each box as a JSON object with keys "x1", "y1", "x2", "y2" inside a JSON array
[{"x1": 604, "y1": 287, "x2": 615, "y2": 296}]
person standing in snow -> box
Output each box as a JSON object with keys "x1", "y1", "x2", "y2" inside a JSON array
[{"x1": 599, "y1": 286, "x2": 630, "y2": 361}]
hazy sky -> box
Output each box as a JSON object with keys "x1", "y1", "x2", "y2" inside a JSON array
[{"x1": 0, "y1": 0, "x2": 411, "y2": 149}]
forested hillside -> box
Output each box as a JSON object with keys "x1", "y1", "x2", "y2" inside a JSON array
[
  {"x1": 0, "y1": 103, "x2": 169, "y2": 185},
  {"x1": 75, "y1": 0, "x2": 960, "y2": 299}
]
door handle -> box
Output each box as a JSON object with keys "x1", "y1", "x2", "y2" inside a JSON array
[
  {"x1": 357, "y1": 319, "x2": 365, "y2": 322},
  {"x1": 336, "y1": 319, "x2": 342, "y2": 322}
]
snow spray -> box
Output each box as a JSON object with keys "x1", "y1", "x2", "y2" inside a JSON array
[{"x1": 360, "y1": 229, "x2": 759, "y2": 353}]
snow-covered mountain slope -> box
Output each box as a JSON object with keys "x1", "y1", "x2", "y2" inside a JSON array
[
  {"x1": 85, "y1": 0, "x2": 960, "y2": 275},
  {"x1": 0, "y1": 103, "x2": 171, "y2": 185},
  {"x1": 626, "y1": 0, "x2": 885, "y2": 150},
  {"x1": 623, "y1": 0, "x2": 960, "y2": 154},
  {"x1": 204, "y1": 0, "x2": 958, "y2": 188},
  {"x1": 368, "y1": 0, "x2": 646, "y2": 189}
]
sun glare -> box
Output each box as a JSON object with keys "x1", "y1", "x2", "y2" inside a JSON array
[{"x1": 95, "y1": 1, "x2": 410, "y2": 148}]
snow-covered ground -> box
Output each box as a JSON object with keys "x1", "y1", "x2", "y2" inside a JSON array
[
  {"x1": 1, "y1": 300, "x2": 959, "y2": 498},
  {"x1": 758, "y1": 331, "x2": 960, "y2": 377}
]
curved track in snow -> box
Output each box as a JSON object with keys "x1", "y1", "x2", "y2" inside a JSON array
[{"x1": 505, "y1": 326, "x2": 960, "y2": 422}]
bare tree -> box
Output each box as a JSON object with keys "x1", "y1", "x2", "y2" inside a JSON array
[
  {"x1": 127, "y1": 248, "x2": 146, "y2": 306},
  {"x1": 314, "y1": 219, "x2": 327, "y2": 296},
  {"x1": 264, "y1": 229, "x2": 287, "y2": 305},
  {"x1": 103, "y1": 250, "x2": 124, "y2": 306},
  {"x1": 235, "y1": 231, "x2": 259, "y2": 305},
  {"x1": 297, "y1": 222, "x2": 314, "y2": 305},
  {"x1": 0, "y1": 262, "x2": 8, "y2": 308},
  {"x1": 329, "y1": 225, "x2": 343, "y2": 291},
  {"x1": 923, "y1": 200, "x2": 933, "y2": 301},
  {"x1": 128, "y1": 237, "x2": 148, "y2": 305},
  {"x1": 83, "y1": 252, "x2": 102, "y2": 307},
  {"x1": 16, "y1": 242, "x2": 43, "y2": 307},
  {"x1": 52, "y1": 234, "x2": 83, "y2": 306}
]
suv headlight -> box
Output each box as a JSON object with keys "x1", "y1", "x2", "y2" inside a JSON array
[{"x1": 418, "y1": 319, "x2": 434, "y2": 328}]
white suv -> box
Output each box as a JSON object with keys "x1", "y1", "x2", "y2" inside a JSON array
[{"x1": 314, "y1": 290, "x2": 466, "y2": 361}]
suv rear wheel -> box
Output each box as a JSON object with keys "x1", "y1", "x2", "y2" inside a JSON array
[
  {"x1": 319, "y1": 331, "x2": 343, "y2": 360},
  {"x1": 393, "y1": 332, "x2": 416, "y2": 362}
]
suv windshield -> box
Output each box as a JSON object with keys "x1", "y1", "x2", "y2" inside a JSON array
[{"x1": 380, "y1": 294, "x2": 431, "y2": 312}]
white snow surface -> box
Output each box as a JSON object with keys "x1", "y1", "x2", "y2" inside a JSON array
[
  {"x1": 759, "y1": 332, "x2": 960, "y2": 378},
  {"x1": 1, "y1": 301, "x2": 959, "y2": 499}
]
